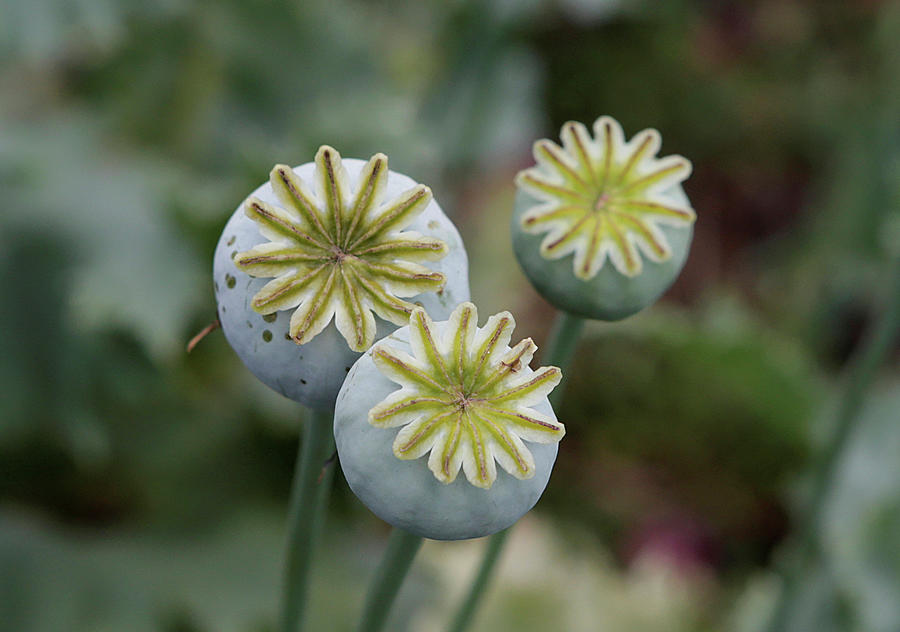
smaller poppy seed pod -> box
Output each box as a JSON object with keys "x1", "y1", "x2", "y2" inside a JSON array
[
  {"x1": 214, "y1": 146, "x2": 470, "y2": 410},
  {"x1": 512, "y1": 116, "x2": 696, "y2": 321},
  {"x1": 334, "y1": 302, "x2": 565, "y2": 540}
]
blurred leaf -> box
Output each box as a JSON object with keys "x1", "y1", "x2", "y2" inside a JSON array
[
  {"x1": 0, "y1": 0, "x2": 184, "y2": 63},
  {"x1": 0, "y1": 113, "x2": 204, "y2": 359},
  {"x1": 731, "y1": 386, "x2": 900, "y2": 632},
  {"x1": 823, "y1": 385, "x2": 900, "y2": 632}
]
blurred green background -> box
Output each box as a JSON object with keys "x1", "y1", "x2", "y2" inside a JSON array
[{"x1": 1, "y1": 0, "x2": 899, "y2": 630}]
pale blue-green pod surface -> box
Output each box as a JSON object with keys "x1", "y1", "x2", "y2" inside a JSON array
[
  {"x1": 511, "y1": 185, "x2": 693, "y2": 321},
  {"x1": 334, "y1": 322, "x2": 560, "y2": 541},
  {"x1": 512, "y1": 116, "x2": 697, "y2": 321},
  {"x1": 214, "y1": 156, "x2": 470, "y2": 410}
]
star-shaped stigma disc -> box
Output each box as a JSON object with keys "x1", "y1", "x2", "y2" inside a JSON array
[
  {"x1": 368, "y1": 303, "x2": 566, "y2": 489},
  {"x1": 516, "y1": 116, "x2": 696, "y2": 279},
  {"x1": 234, "y1": 146, "x2": 449, "y2": 352}
]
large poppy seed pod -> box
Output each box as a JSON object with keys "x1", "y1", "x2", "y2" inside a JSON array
[
  {"x1": 512, "y1": 116, "x2": 696, "y2": 321},
  {"x1": 214, "y1": 146, "x2": 470, "y2": 410},
  {"x1": 334, "y1": 302, "x2": 565, "y2": 540}
]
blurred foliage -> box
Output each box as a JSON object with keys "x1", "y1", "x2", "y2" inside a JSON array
[
  {"x1": 1, "y1": 0, "x2": 899, "y2": 631},
  {"x1": 0, "y1": 509, "x2": 437, "y2": 632},
  {"x1": 417, "y1": 519, "x2": 718, "y2": 632},
  {"x1": 822, "y1": 386, "x2": 900, "y2": 632},
  {"x1": 550, "y1": 303, "x2": 819, "y2": 571},
  {"x1": 731, "y1": 387, "x2": 900, "y2": 632}
]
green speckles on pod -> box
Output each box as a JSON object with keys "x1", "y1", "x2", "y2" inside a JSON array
[
  {"x1": 213, "y1": 149, "x2": 471, "y2": 409},
  {"x1": 512, "y1": 115, "x2": 697, "y2": 321},
  {"x1": 334, "y1": 303, "x2": 563, "y2": 540}
]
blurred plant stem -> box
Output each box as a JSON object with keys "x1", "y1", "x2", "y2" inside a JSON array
[
  {"x1": 766, "y1": 259, "x2": 900, "y2": 632},
  {"x1": 447, "y1": 311, "x2": 585, "y2": 632},
  {"x1": 542, "y1": 312, "x2": 588, "y2": 404},
  {"x1": 355, "y1": 528, "x2": 423, "y2": 632},
  {"x1": 446, "y1": 528, "x2": 510, "y2": 632},
  {"x1": 280, "y1": 408, "x2": 335, "y2": 632}
]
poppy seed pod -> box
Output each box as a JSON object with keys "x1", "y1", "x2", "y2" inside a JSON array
[
  {"x1": 334, "y1": 302, "x2": 565, "y2": 540},
  {"x1": 512, "y1": 116, "x2": 696, "y2": 321},
  {"x1": 214, "y1": 146, "x2": 470, "y2": 410}
]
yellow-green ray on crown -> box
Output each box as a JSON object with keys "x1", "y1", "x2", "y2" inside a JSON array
[
  {"x1": 516, "y1": 116, "x2": 696, "y2": 279},
  {"x1": 368, "y1": 302, "x2": 565, "y2": 490},
  {"x1": 234, "y1": 146, "x2": 449, "y2": 352}
]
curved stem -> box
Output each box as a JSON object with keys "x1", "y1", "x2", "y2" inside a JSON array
[
  {"x1": 355, "y1": 528, "x2": 424, "y2": 632},
  {"x1": 766, "y1": 260, "x2": 900, "y2": 632},
  {"x1": 446, "y1": 310, "x2": 585, "y2": 632},
  {"x1": 280, "y1": 408, "x2": 335, "y2": 632}
]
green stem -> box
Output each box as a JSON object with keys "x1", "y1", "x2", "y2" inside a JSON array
[
  {"x1": 355, "y1": 528, "x2": 424, "y2": 632},
  {"x1": 543, "y1": 311, "x2": 586, "y2": 403},
  {"x1": 446, "y1": 529, "x2": 510, "y2": 632},
  {"x1": 446, "y1": 310, "x2": 585, "y2": 632},
  {"x1": 280, "y1": 408, "x2": 335, "y2": 632},
  {"x1": 766, "y1": 260, "x2": 900, "y2": 632}
]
